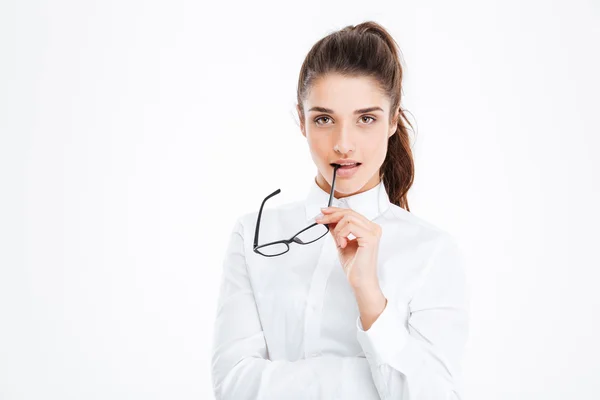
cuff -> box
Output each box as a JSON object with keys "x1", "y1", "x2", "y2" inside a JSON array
[{"x1": 355, "y1": 298, "x2": 410, "y2": 366}]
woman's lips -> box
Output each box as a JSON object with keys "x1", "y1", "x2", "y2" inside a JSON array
[{"x1": 332, "y1": 163, "x2": 361, "y2": 178}]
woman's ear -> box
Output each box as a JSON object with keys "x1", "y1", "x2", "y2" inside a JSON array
[{"x1": 389, "y1": 109, "x2": 399, "y2": 138}]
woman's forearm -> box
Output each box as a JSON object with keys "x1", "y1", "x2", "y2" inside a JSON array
[{"x1": 352, "y1": 280, "x2": 387, "y2": 331}]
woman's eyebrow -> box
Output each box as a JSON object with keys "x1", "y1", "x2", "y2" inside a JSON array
[{"x1": 307, "y1": 106, "x2": 384, "y2": 114}]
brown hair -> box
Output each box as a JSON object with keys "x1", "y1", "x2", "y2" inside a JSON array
[{"x1": 296, "y1": 21, "x2": 416, "y2": 212}]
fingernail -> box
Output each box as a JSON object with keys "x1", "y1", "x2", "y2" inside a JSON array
[{"x1": 315, "y1": 213, "x2": 324, "y2": 219}]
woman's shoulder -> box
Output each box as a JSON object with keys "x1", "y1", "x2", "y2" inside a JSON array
[
  {"x1": 382, "y1": 205, "x2": 467, "y2": 295},
  {"x1": 383, "y1": 203, "x2": 460, "y2": 249}
]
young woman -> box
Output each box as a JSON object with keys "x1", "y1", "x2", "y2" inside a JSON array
[{"x1": 211, "y1": 21, "x2": 470, "y2": 400}]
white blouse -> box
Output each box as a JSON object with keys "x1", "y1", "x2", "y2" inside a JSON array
[{"x1": 211, "y1": 178, "x2": 470, "y2": 399}]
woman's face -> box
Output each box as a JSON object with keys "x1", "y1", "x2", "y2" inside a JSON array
[{"x1": 298, "y1": 73, "x2": 398, "y2": 198}]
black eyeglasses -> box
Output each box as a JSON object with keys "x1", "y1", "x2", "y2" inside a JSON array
[{"x1": 253, "y1": 165, "x2": 341, "y2": 257}]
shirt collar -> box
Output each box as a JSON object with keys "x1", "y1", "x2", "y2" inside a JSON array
[{"x1": 304, "y1": 177, "x2": 391, "y2": 223}]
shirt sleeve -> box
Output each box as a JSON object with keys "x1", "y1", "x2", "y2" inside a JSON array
[
  {"x1": 211, "y1": 218, "x2": 382, "y2": 400},
  {"x1": 355, "y1": 233, "x2": 471, "y2": 400}
]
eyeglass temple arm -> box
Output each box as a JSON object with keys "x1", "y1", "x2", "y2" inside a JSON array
[
  {"x1": 253, "y1": 188, "x2": 281, "y2": 249},
  {"x1": 254, "y1": 165, "x2": 338, "y2": 249}
]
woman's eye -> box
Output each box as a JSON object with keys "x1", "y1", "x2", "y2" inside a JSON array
[
  {"x1": 314, "y1": 116, "x2": 331, "y2": 125},
  {"x1": 361, "y1": 116, "x2": 376, "y2": 124}
]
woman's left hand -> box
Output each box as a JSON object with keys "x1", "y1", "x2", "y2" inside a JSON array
[{"x1": 316, "y1": 206, "x2": 382, "y2": 289}]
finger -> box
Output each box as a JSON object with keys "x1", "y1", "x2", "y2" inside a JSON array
[
  {"x1": 315, "y1": 209, "x2": 346, "y2": 224},
  {"x1": 320, "y1": 206, "x2": 339, "y2": 213},
  {"x1": 337, "y1": 221, "x2": 376, "y2": 246},
  {"x1": 332, "y1": 216, "x2": 374, "y2": 247},
  {"x1": 332, "y1": 213, "x2": 370, "y2": 237},
  {"x1": 326, "y1": 207, "x2": 370, "y2": 225},
  {"x1": 319, "y1": 209, "x2": 369, "y2": 228}
]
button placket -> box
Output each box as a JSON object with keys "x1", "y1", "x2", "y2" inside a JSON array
[{"x1": 303, "y1": 233, "x2": 337, "y2": 358}]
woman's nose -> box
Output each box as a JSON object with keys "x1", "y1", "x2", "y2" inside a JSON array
[{"x1": 333, "y1": 132, "x2": 355, "y2": 154}]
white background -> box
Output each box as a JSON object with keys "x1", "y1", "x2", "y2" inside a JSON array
[{"x1": 1, "y1": 0, "x2": 599, "y2": 399}]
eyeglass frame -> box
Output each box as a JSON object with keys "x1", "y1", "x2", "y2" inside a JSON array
[{"x1": 253, "y1": 164, "x2": 341, "y2": 257}]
